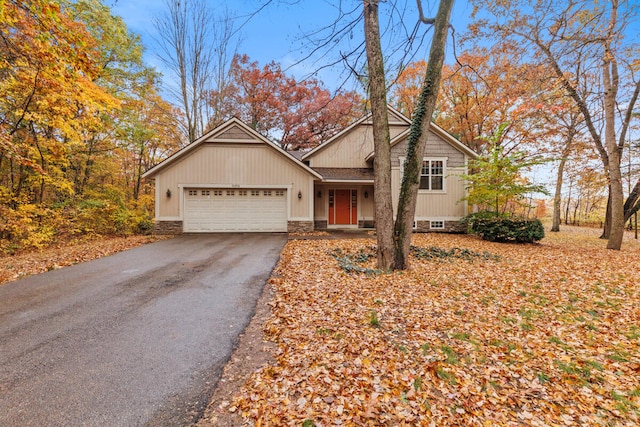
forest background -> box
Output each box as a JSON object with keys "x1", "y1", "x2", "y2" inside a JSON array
[{"x1": 1, "y1": 0, "x2": 639, "y2": 254}]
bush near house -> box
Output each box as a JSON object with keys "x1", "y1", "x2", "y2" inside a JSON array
[{"x1": 464, "y1": 212, "x2": 545, "y2": 243}]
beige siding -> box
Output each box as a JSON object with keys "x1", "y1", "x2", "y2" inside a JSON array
[
  {"x1": 156, "y1": 143, "x2": 314, "y2": 219},
  {"x1": 213, "y1": 126, "x2": 254, "y2": 140},
  {"x1": 391, "y1": 167, "x2": 468, "y2": 218},
  {"x1": 308, "y1": 123, "x2": 408, "y2": 168},
  {"x1": 391, "y1": 130, "x2": 465, "y2": 168}
]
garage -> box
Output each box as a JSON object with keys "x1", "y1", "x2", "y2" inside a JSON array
[{"x1": 183, "y1": 188, "x2": 287, "y2": 232}]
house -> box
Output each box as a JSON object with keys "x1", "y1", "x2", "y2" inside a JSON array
[{"x1": 142, "y1": 106, "x2": 478, "y2": 234}]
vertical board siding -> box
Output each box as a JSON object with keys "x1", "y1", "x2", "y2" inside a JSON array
[
  {"x1": 309, "y1": 124, "x2": 408, "y2": 168},
  {"x1": 157, "y1": 144, "x2": 314, "y2": 219}
]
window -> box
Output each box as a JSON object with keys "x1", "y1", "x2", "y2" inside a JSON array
[
  {"x1": 202, "y1": 190, "x2": 210, "y2": 196},
  {"x1": 188, "y1": 190, "x2": 198, "y2": 196},
  {"x1": 213, "y1": 190, "x2": 223, "y2": 196},
  {"x1": 226, "y1": 190, "x2": 235, "y2": 196},
  {"x1": 263, "y1": 190, "x2": 272, "y2": 196},
  {"x1": 238, "y1": 190, "x2": 247, "y2": 196},
  {"x1": 430, "y1": 220, "x2": 445, "y2": 230},
  {"x1": 419, "y1": 159, "x2": 445, "y2": 191},
  {"x1": 251, "y1": 190, "x2": 260, "y2": 196},
  {"x1": 275, "y1": 190, "x2": 284, "y2": 197}
]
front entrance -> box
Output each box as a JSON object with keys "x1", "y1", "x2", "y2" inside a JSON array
[{"x1": 328, "y1": 189, "x2": 357, "y2": 226}]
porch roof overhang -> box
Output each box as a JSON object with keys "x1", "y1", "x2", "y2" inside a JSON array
[{"x1": 312, "y1": 167, "x2": 374, "y2": 183}]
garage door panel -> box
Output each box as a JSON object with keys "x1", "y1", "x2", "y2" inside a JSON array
[{"x1": 184, "y1": 189, "x2": 287, "y2": 232}]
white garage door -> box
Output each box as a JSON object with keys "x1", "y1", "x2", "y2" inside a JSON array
[{"x1": 184, "y1": 188, "x2": 287, "y2": 232}]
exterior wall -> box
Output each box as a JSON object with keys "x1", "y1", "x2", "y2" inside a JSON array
[
  {"x1": 415, "y1": 220, "x2": 466, "y2": 233},
  {"x1": 308, "y1": 123, "x2": 407, "y2": 168},
  {"x1": 288, "y1": 220, "x2": 314, "y2": 233},
  {"x1": 391, "y1": 167, "x2": 468, "y2": 218},
  {"x1": 153, "y1": 220, "x2": 183, "y2": 234},
  {"x1": 390, "y1": 130, "x2": 465, "y2": 168},
  {"x1": 313, "y1": 183, "x2": 375, "y2": 227},
  {"x1": 154, "y1": 143, "x2": 315, "y2": 221}
]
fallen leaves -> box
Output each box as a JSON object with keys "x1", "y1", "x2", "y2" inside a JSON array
[
  {"x1": 233, "y1": 228, "x2": 640, "y2": 426},
  {"x1": 0, "y1": 235, "x2": 171, "y2": 285}
]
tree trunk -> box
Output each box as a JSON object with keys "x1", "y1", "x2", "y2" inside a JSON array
[
  {"x1": 551, "y1": 128, "x2": 575, "y2": 232},
  {"x1": 624, "y1": 180, "x2": 640, "y2": 222},
  {"x1": 602, "y1": 3, "x2": 624, "y2": 250},
  {"x1": 392, "y1": 0, "x2": 454, "y2": 269},
  {"x1": 363, "y1": 0, "x2": 394, "y2": 270}
]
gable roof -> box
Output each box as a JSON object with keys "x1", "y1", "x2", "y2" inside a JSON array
[
  {"x1": 301, "y1": 105, "x2": 411, "y2": 162},
  {"x1": 142, "y1": 117, "x2": 322, "y2": 179}
]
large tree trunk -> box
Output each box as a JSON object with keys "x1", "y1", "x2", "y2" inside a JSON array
[
  {"x1": 602, "y1": 3, "x2": 624, "y2": 250},
  {"x1": 392, "y1": 0, "x2": 454, "y2": 269},
  {"x1": 363, "y1": 0, "x2": 394, "y2": 270}
]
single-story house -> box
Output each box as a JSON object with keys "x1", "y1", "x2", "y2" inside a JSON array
[{"x1": 142, "y1": 105, "x2": 478, "y2": 234}]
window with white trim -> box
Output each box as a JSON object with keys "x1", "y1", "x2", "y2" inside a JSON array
[
  {"x1": 263, "y1": 190, "x2": 272, "y2": 196},
  {"x1": 226, "y1": 190, "x2": 235, "y2": 196},
  {"x1": 430, "y1": 220, "x2": 445, "y2": 230},
  {"x1": 213, "y1": 190, "x2": 223, "y2": 196},
  {"x1": 251, "y1": 190, "x2": 260, "y2": 196},
  {"x1": 420, "y1": 159, "x2": 445, "y2": 190},
  {"x1": 188, "y1": 189, "x2": 198, "y2": 196},
  {"x1": 275, "y1": 190, "x2": 284, "y2": 196},
  {"x1": 202, "y1": 190, "x2": 210, "y2": 196},
  {"x1": 239, "y1": 190, "x2": 247, "y2": 196}
]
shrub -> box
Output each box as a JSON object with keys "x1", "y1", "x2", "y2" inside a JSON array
[{"x1": 464, "y1": 212, "x2": 545, "y2": 243}]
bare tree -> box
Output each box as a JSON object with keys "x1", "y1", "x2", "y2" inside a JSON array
[
  {"x1": 153, "y1": 0, "x2": 237, "y2": 142},
  {"x1": 363, "y1": 0, "x2": 394, "y2": 270}
]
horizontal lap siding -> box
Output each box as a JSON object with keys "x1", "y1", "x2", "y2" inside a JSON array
[
  {"x1": 156, "y1": 143, "x2": 314, "y2": 219},
  {"x1": 392, "y1": 167, "x2": 468, "y2": 218},
  {"x1": 391, "y1": 131, "x2": 465, "y2": 168}
]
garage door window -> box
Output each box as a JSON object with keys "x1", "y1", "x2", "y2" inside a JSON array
[
  {"x1": 213, "y1": 190, "x2": 223, "y2": 196},
  {"x1": 264, "y1": 190, "x2": 272, "y2": 196},
  {"x1": 227, "y1": 190, "x2": 235, "y2": 196},
  {"x1": 251, "y1": 190, "x2": 260, "y2": 196}
]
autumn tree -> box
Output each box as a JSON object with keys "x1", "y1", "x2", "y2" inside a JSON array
[
  {"x1": 475, "y1": 0, "x2": 640, "y2": 250},
  {"x1": 392, "y1": 45, "x2": 555, "y2": 156},
  {"x1": 1, "y1": 0, "x2": 177, "y2": 249},
  {"x1": 219, "y1": 54, "x2": 362, "y2": 150}
]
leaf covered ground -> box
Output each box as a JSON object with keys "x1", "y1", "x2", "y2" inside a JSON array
[
  {"x1": 230, "y1": 228, "x2": 640, "y2": 426},
  {"x1": 0, "y1": 235, "x2": 170, "y2": 285}
]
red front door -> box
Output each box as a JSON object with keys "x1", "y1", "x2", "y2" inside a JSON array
[{"x1": 329, "y1": 189, "x2": 357, "y2": 225}]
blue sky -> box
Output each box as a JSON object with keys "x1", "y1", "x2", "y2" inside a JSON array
[{"x1": 110, "y1": 0, "x2": 475, "y2": 93}]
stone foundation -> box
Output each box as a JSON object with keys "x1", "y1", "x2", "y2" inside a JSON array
[
  {"x1": 153, "y1": 220, "x2": 183, "y2": 234},
  {"x1": 314, "y1": 220, "x2": 328, "y2": 230},
  {"x1": 288, "y1": 220, "x2": 314, "y2": 233},
  {"x1": 414, "y1": 220, "x2": 467, "y2": 233},
  {"x1": 358, "y1": 220, "x2": 375, "y2": 229}
]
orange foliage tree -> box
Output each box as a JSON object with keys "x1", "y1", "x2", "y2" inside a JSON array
[{"x1": 214, "y1": 54, "x2": 363, "y2": 150}]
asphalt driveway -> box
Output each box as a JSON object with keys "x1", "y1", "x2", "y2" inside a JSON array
[{"x1": 0, "y1": 233, "x2": 287, "y2": 426}]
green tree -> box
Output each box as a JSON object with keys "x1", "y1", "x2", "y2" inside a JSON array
[{"x1": 462, "y1": 124, "x2": 549, "y2": 215}]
